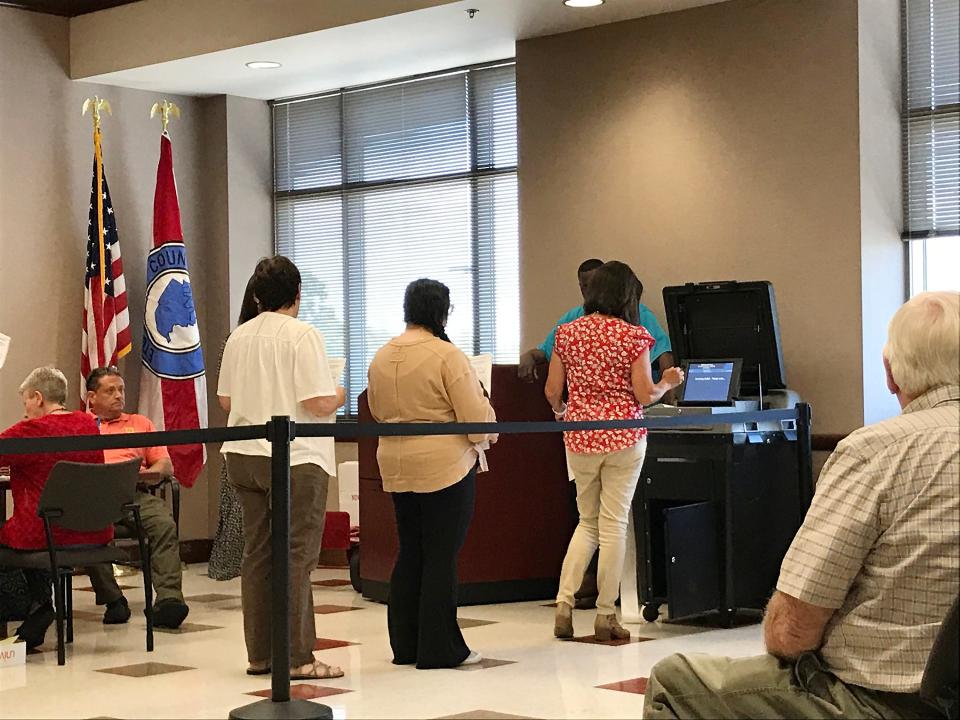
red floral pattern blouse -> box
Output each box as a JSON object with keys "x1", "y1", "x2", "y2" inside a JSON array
[{"x1": 555, "y1": 314, "x2": 655, "y2": 455}]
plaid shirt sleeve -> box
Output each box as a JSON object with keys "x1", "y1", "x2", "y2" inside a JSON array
[{"x1": 777, "y1": 440, "x2": 882, "y2": 608}]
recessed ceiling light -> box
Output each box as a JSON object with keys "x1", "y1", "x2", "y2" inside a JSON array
[
  {"x1": 564, "y1": 0, "x2": 604, "y2": 6},
  {"x1": 245, "y1": 61, "x2": 282, "y2": 70}
]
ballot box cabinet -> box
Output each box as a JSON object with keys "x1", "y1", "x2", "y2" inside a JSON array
[{"x1": 633, "y1": 430, "x2": 811, "y2": 624}]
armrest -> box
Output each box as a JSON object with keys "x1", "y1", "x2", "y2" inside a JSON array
[
  {"x1": 140, "y1": 474, "x2": 180, "y2": 493},
  {"x1": 138, "y1": 471, "x2": 165, "y2": 491}
]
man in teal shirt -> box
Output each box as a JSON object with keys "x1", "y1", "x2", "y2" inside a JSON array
[{"x1": 518, "y1": 258, "x2": 674, "y2": 384}]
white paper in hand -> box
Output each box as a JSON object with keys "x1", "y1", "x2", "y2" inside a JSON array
[
  {"x1": 328, "y1": 357, "x2": 346, "y2": 383},
  {"x1": 469, "y1": 353, "x2": 493, "y2": 397},
  {"x1": 0, "y1": 333, "x2": 10, "y2": 370}
]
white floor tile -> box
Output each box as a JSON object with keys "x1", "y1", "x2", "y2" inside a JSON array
[{"x1": 0, "y1": 564, "x2": 765, "y2": 718}]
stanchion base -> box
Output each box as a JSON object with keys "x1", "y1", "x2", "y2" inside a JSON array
[{"x1": 229, "y1": 699, "x2": 333, "y2": 719}]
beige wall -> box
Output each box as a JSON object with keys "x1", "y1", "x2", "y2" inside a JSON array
[
  {"x1": 858, "y1": 0, "x2": 904, "y2": 425},
  {"x1": 0, "y1": 6, "x2": 239, "y2": 540},
  {"x1": 70, "y1": 0, "x2": 457, "y2": 79},
  {"x1": 517, "y1": 0, "x2": 867, "y2": 435},
  {"x1": 225, "y1": 95, "x2": 274, "y2": 322}
]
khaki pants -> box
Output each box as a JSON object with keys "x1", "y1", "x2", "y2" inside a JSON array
[
  {"x1": 557, "y1": 441, "x2": 646, "y2": 615},
  {"x1": 643, "y1": 652, "x2": 932, "y2": 719},
  {"x1": 87, "y1": 491, "x2": 182, "y2": 605},
  {"x1": 226, "y1": 454, "x2": 328, "y2": 667}
]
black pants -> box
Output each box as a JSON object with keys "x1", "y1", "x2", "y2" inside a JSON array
[
  {"x1": 388, "y1": 469, "x2": 476, "y2": 669},
  {"x1": 0, "y1": 564, "x2": 52, "y2": 622}
]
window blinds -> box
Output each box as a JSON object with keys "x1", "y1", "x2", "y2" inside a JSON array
[
  {"x1": 273, "y1": 62, "x2": 519, "y2": 414},
  {"x1": 902, "y1": 0, "x2": 960, "y2": 239}
]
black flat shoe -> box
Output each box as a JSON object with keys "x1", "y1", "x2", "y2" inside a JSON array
[
  {"x1": 103, "y1": 596, "x2": 131, "y2": 625},
  {"x1": 16, "y1": 605, "x2": 55, "y2": 650},
  {"x1": 150, "y1": 598, "x2": 189, "y2": 629}
]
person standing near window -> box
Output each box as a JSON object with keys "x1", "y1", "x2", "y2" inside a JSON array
[
  {"x1": 546, "y1": 262, "x2": 684, "y2": 641},
  {"x1": 367, "y1": 279, "x2": 497, "y2": 669},
  {"x1": 218, "y1": 256, "x2": 346, "y2": 680}
]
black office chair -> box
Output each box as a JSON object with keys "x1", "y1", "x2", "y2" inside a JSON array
[
  {"x1": 921, "y1": 595, "x2": 960, "y2": 719},
  {"x1": 0, "y1": 459, "x2": 154, "y2": 666}
]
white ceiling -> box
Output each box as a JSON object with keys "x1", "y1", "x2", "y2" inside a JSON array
[{"x1": 84, "y1": 0, "x2": 726, "y2": 100}]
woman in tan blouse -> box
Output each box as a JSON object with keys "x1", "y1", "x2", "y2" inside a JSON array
[{"x1": 367, "y1": 279, "x2": 496, "y2": 669}]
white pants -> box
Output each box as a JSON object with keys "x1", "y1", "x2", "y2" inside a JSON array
[{"x1": 557, "y1": 441, "x2": 647, "y2": 616}]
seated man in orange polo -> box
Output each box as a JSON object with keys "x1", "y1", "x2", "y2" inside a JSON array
[{"x1": 85, "y1": 367, "x2": 189, "y2": 629}]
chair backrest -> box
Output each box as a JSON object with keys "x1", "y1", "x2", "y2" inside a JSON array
[
  {"x1": 921, "y1": 594, "x2": 960, "y2": 720},
  {"x1": 37, "y1": 459, "x2": 142, "y2": 532}
]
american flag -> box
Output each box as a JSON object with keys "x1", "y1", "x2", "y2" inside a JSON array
[{"x1": 80, "y1": 127, "x2": 131, "y2": 400}]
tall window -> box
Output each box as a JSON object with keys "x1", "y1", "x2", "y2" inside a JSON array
[
  {"x1": 902, "y1": 0, "x2": 959, "y2": 294},
  {"x1": 273, "y1": 62, "x2": 519, "y2": 413}
]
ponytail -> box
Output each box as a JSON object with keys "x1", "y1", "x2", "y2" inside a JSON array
[{"x1": 404, "y1": 279, "x2": 452, "y2": 343}]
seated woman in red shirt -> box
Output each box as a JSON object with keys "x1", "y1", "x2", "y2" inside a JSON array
[
  {"x1": 0, "y1": 367, "x2": 107, "y2": 648},
  {"x1": 546, "y1": 262, "x2": 684, "y2": 641}
]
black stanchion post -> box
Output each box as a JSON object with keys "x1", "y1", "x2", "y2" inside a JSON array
[
  {"x1": 230, "y1": 416, "x2": 332, "y2": 720},
  {"x1": 795, "y1": 403, "x2": 814, "y2": 513}
]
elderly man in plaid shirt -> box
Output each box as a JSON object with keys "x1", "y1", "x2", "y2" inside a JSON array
[{"x1": 644, "y1": 291, "x2": 959, "y2": 720}]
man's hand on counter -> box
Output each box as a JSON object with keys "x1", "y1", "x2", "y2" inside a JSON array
[{"x1": 518, "y1": 349, "x2": 546, "y2": 382}]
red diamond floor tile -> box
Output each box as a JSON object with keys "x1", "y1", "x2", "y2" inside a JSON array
[
  {"x1": 314, "y1": 604, "x2": 362, "y2": 614},
  {"x1": 568, "y1": 635, "x2": 654, "y2": 647},
  {"x1": 77, "y1": 585, "x2": 136, "y2": 593},
  {"x1": 597, "y1": 677, "x2": 649, "y2": 694},
  {"x1": 248, "y1": 684, "x2": 352, "y2": 700},
  {"x1": 314, "y1": 637, "x2": 359, "y2": 651}
]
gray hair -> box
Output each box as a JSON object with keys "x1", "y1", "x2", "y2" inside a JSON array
[
  {"x1": 884, "y1": 291, "x2": 960, "y2": 397},
  {"x1": 19, "y1": 366, "x2": 68, "y2": 406}
]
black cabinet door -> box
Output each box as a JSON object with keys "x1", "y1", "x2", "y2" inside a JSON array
[{"x1": 665, "y1": 501, "x2": 721, "y2": 619}]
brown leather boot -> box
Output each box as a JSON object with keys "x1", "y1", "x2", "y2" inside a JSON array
[
  {"x1": 554, "y1": 601, "x2": 574, "y2": 639},
  {"x1": 594, "y1": 613, "x2": 630, "y2": 642}
]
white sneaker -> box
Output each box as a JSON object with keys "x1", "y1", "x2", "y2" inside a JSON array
[{"x1": 460, "y1": 650, "x2": 483, "y2": 666}]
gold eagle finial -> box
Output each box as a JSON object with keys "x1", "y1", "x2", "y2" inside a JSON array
[
  {"x1": 150, "y1": 100, "x2": 181, "y2": 133},
  {"x1": 82, "y1": 96, "x2": 112, "y2": 131}
]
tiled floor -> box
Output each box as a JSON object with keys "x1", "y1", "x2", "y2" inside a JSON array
[{"x1": 0, "y1": 564, "x2": 766, "y2": 718}]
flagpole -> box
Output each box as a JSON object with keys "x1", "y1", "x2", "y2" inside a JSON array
[{"x1": 82, "y1": 97, "x2": 111, "y2": 291}]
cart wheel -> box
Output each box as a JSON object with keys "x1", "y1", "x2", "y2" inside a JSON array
[
  {"x1": 642, "y1": 604, "x2": 660, "y2": 622},
  {"x1": 347, "y1": 544, "x2": 362, "y2": 593}
]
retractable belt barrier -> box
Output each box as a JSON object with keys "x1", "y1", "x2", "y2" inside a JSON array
[
  {"x1": 0, "y1": 404, "x2": 811, "y2": 720},
  {"x1": 0, "y1": 408, "x2": 801, "y2": 455}
]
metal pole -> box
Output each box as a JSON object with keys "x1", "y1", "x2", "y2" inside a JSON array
[
  {"x1": 229, "y1": 416, "x2": 332, "y2": 720},
  {"x1": 795, "y1": 403, "x2": 814, "y2": 513},
  {"x1": 270, "y1": 415, "x2": 293, "y2": 703}
]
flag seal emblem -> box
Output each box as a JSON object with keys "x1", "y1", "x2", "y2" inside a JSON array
[{"x1": 142, "y1": 241, "x2": 203, "y2": 380}]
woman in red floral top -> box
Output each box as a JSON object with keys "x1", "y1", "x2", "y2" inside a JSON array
[
  {"x1": 0, "y1": 367, "x2": 106, "y2": 648},
  {"x1": 546, "y1": 262, "x2": 684, "y2": 641}
]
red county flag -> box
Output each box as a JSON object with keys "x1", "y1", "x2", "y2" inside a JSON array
[{"x1": 138, "y1": 132, "x2": 207, "y2": 487}]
